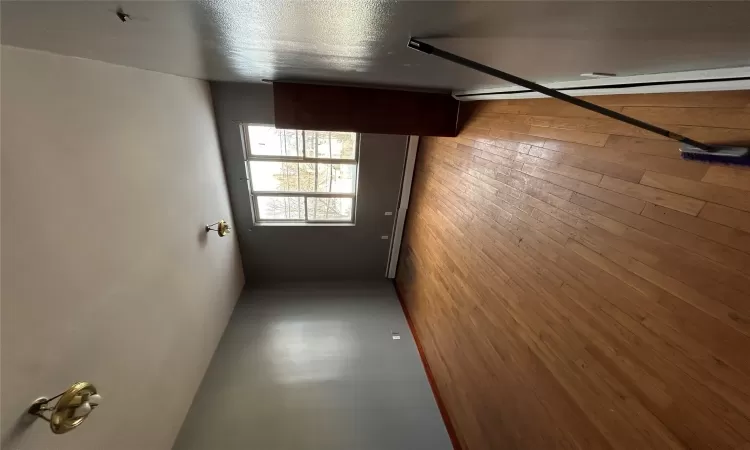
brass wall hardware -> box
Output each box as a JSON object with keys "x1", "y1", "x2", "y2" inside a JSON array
[
  {"x1": 28, "y1": 382, "x2": 101, "y2": 434},
  {"x1": 206, "y1": 220, "x2": 231, "y2": 237}
]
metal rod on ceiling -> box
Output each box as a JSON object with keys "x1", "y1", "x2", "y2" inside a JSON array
[{"x1": 406, "y1": 38, "x2": 714, "y2": 152}]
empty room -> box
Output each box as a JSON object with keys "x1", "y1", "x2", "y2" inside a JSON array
[{"x1": 2, "y1": 1, "x2": 750, "y2": 449}]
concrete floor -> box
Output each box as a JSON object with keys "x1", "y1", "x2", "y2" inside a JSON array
[{"x1": 173, "y1": 281, "x2": 451, "y2": 450}]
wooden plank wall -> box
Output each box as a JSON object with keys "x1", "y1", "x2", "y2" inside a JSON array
[{"x1": 395, "y1": 91, "x2": 750, "y2": 450}]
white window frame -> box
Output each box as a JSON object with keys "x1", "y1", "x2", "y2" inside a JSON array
[{"x1": 241, "y1": 125, "x2": 360, "y2": 225}]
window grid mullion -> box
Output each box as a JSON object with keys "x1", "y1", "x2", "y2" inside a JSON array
[
  {"x1": 252, "y1": 193, "x2": 353, "y2": 223},
  {"x1": 243, "y1": 129, "x2": 357, "y2": 163},
  {"x1": 252, "y1": 192, "x2": 354, "y2": 198},
  {"x1": 246, "y1": 156, "x2": 355, "y2": 164},
  {"x1": 245, "y1": 127, "x2": 356, "y2": 224}
]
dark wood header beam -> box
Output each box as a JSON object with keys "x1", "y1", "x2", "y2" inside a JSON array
[{"x1": 273, "y1": 82, "x2": 460, "y2": 137}]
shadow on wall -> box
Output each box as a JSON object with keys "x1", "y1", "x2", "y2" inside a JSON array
[{"x1": 1, "y1": 413, "x2": 37, "y2": 449}]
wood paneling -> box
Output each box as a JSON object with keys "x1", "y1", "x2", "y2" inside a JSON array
[
  {"x1": 396, "y1": 91, "x2": 750, "y2": 450},
  {"x1": 272, "y1": 82, "x2": 459, "y2": 136}
]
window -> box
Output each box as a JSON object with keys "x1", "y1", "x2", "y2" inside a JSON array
[{"x1": 242, "y1": 125, "x2": 359, "y2": 224}]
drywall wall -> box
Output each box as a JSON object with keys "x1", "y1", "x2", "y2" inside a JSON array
[
  {"x1": 173, "y1": 281, "x2": 452, "y2": 450},
  {"x1": 0, "y1": 46, "x2": 245, "y2": 450},
  {"x1": 211, "y1": 82, "x2": 407, "y2": 281}
]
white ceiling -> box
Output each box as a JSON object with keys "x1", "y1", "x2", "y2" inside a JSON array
[{"x1": 3, "y1": 1, "x2": 750, "y2": 92}]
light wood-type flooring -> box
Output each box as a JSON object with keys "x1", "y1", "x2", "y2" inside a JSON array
[{"x1": 396, "y1": 91, "x2": 750, "y2": 450}]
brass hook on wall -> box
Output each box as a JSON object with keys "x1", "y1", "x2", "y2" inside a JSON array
[
  {"x1": 206, "y1": 220, "x2": 231, "y2": 237},
  {"x1": 28, "y1": 382, "x2": 101, "y2": 434}
]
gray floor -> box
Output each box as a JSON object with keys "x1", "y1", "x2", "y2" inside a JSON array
[{"x1": 173, "y1": 281, "x2": 451, "y2": 450}]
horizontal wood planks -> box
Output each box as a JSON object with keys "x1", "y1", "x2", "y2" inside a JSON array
[{"x1": 396, "y1": 91, "x2": 750, "y2": 450}]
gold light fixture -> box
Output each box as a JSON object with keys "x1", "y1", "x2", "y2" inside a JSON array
[
  {"x1": 205, "y1": 220, "x2": 231, "y2": 237},
  {"x1": 28, "y1": 382, "x2": 101, "y2": 434}
]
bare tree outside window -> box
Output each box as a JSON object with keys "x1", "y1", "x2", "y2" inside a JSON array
[{"x1": 244, "y1": 126, "x2": 358, "y2": 224}]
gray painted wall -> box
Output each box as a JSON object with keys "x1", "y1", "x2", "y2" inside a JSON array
[
  {"x1": 211, "y1": 82, "x2": 407, "y2": 282},
  {"x1": 173, "y1": 281, "x2": 452, "y2": 450},
  {"x1": 1, "y1": 46, "x2": 245, "y2": 449}
]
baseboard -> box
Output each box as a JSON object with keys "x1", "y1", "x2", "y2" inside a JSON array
[
  {"x1": 454, "y1": 66, "x2": 750, "y2": 101},
  {"x1": 386, "y1": 135, "x2": 420, "y2": 279},
  {"x1": 394, "y1": 282, "x2": 463, "y2": 450}
]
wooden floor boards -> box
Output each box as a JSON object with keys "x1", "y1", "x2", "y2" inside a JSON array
[{"x1": 395, "y1": 91, "x2": 750, "y2": 450}]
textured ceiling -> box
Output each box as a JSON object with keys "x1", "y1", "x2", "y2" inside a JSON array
[{"x1": 3, "y1": 1, "x2": 750, "y2": 92}]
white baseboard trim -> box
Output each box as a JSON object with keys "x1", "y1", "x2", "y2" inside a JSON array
[
  {"x1": 453, "y1": 66, "x2": 750, "y2": 101},
  {"x1": 386, "y1": 135, "x2": 420, "y2": 279}
]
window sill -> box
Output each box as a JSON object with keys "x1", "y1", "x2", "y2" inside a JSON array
[{"x1": 252, "y1": 222, "x2": 356, "y2": 227}]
